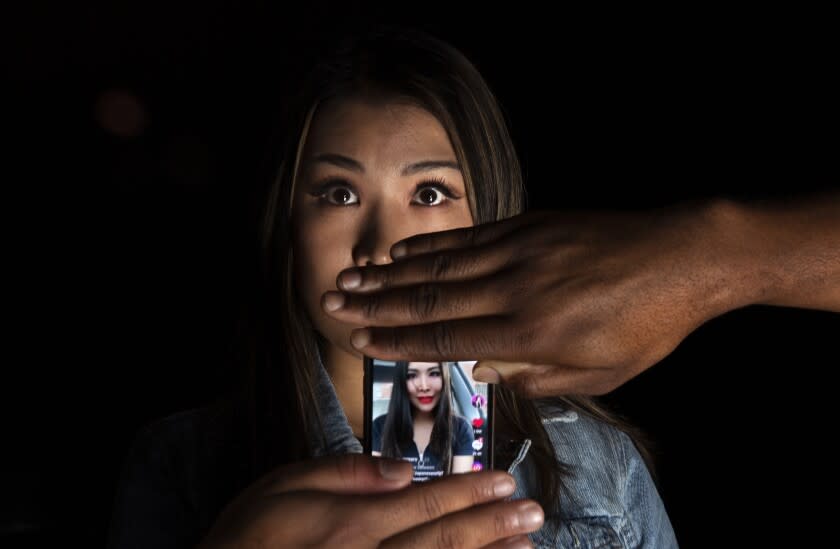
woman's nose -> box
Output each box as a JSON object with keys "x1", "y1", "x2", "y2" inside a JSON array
[
  {"x1": 352, "y1": 212, "x2": 401, "y2": 267},
  {"x1": 354, "y1": 253, "x2": 391, "y2": 268}
]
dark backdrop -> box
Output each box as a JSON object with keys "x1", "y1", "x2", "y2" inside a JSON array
[{"x1": 7, "y1": 3, "x2": 838, "y2": 548}]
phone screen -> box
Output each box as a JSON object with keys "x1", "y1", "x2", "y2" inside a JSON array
[{"x1": 363, "y1": 357, "x2": 494, "y2": 483}]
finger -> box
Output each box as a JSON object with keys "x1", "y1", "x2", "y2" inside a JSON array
[
  {"x1": 480, "y1": 534, "x2": 534, "y2": 549},
  {"x1": 473, "y1": 361, "x2": 541, "y2": 385},
  {"x1": 349, "y1": 315, "x2": 530, "y2": 362},
  {"x1": 476, "y1": 360, "x2": 620, "y2": 397},
  {"x1": 336, "y1": 239, "x2": 516, "y2": 293},
  {"x1": 367, "y1": 470, "x2": 517, "y2": 541},
  {"x1": 262, "y1": 454, "x2": 413, "y2": 496},
  {"x1": 381, "y1": 499, "x2": 543, "y2": 549},
  {"x1": 325, "y1": 276, "x2": 511, "y2": 326},
  {"x1": 388, "y1": 210, "x2": 546, "y2": 261}
]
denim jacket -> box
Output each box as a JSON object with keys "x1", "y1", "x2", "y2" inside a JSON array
[
  {"x1": 107, "y1": 353, "x2": 678, "y2": 548},
  {"x1": 307, "y1": 354, "x2": 678, "y2": 549}
]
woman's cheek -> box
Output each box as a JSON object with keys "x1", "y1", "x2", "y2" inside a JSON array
[{"x1": 298, "y1": 236, "x2": 340, "y2": 294}]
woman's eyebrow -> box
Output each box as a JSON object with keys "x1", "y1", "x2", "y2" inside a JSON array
[
  {"x1": 310, "y1": 153, "x2": 364, "y2": 173},
  {"x1": 408, "y1": 366, "x2": 440, "y2": 373},
  {"x1": 401, "y1": 160, "x2": 460, "y2": 176},
  {"x1": 309, "y1": 153, "x2": 460, "y2": 176}
]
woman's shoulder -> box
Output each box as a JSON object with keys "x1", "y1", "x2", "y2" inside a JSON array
[
  {"x1": 453, "y1": 413, "x2": 473, "y2": 430},
  {"x1": 452, "y1": 414, "x2": 474, "y2": 442},
  {"x1": 526, "y1": 401, "x2": 639, "y2": 508},
  {"x1": 534, "y1": 399, "x2": 628, "y2": 465},
  {"x1": 522, "y1": 400, "x2": 678, "y2": 547}
]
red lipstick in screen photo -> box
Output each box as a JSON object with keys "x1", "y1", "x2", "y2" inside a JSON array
[{"x1": 418, "y1": 396, "x2": 434, "y2": 404}]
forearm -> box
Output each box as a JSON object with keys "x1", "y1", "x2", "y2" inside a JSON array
[{"x1": 707, "y1": 191, "x2": 840, "y2": 313}]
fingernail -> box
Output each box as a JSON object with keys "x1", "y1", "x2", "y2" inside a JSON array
[
  {"x1": 379, "y1": 458, "x2": 407, "y2": 481},
  {"x1": 340, "y1": 270, "x2": 361, "y2": 290},
  {"x1": 391, "y1": 242, "x2": 407, "y2": 259},
  {"x1": 324, "y1": 292, "x2": 345, "y2": 312},
  {"x1": 473, "y1": 366, "x2": 501, "y2": 384},
  {"x1": 351, "y1": 328, "x2": 370, "y2": 349},
  {"x1": 517, "y1": 502, "x2": 544, "y2": 530},
  {"x1": 494, "y1": 475, "x2": 516, "y2": 497}
]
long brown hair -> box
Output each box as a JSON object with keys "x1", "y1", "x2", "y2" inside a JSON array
[{"x1": 236, "y1": 24, "x2": 657, "y2": 517}]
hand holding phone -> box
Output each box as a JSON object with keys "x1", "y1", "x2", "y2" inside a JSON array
[
  {"x1": 198, "y1": 453, "x2": 544, "y2": 549},
  {"x1": 363, "y1": 357, "x2": 494, "y2": 483}
]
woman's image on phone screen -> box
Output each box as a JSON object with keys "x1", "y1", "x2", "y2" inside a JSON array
[{"x1": 366, "y1": 359, "x2": 492, "y2": 482}]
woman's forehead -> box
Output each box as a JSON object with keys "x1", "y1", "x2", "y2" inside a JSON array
[
  {"x1": 304, "y1": 98, "x2": 455, "y2": 165},
  {"x1": 408, "y1": 361, "x2": 441, "y2": 371}
]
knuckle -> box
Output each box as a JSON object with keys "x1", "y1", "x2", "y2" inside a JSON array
[
  {"x1": 509, "y1": 372, "x2": 542, "y2": 398},
  {"x1": 488, "y1": 266, "x2": 523, "y2": 315},
  {"x1": 379, "y1": 324, "x2": 412, "y2": 358},
  {"x1": 409, "y1": 283, "x2": 440, "y2": 321},
  {"x1": 333, "y1": 455, "x2": 361, "y2": 488},
  {"x1": 419, "y1": 489, "x2": 447, "y2": 521},
  {"x1": 460, "y1": 247, "x2": 484, "y2": 278},
  {"x1": 469, "y1": 476, "x2": 492, "y2": 504},
  {"x1": 434, "y1": 520, "x2": 467, "y2": 549},
  {"x1": 378, "y1": 265, "x2": 394, "y2": 289},
  {"x1": 387, "y1": 327, "x2": 407, "y2": 356},
  {"x1": 362, "y1": 295, "x2": 381, "y2": 318},
  {"x1": 430, "y1": 321, "x2": 455, "y2": 357},
  {"x1": 429, "y1": 253, "x2": 454, "y2": 281},
  {"x1": 493, "y1": 507, "x2": 513, "y2": 538},
  {"x1": 520, "y1": 376, "x2": 544, "y2": 398}
]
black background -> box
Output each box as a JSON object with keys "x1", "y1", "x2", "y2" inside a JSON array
[{"x1": 6, "y1": 3, "x2": 839, "y2": 548}]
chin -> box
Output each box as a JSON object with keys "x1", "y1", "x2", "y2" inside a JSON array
[
  {"x1": 415, "y1": 402, "x2": 437, "y2": 413},
  {"x1": 314, "y1": 315, "x2": 365, "y2": 357}
]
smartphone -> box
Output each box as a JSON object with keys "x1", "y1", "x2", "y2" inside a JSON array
[{"x1": 363, "y1": 356, "x2": 494, "y2": 483}]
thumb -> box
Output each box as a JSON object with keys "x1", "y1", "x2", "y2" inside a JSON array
[
  {"x1": 473, "y1": 360, "x2": 535, "y2": 384},
  {"x1": 267, "y1": 453, "x2": 413, "y2": 496}
]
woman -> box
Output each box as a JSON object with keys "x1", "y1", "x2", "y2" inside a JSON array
[
  {"x1": 108, "y1": 25, "x2": 678, "y2": 548},
  {"x1": 372, "y1": 361, "x2": 474, "y2": 478}
]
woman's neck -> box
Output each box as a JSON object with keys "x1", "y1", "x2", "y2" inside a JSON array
[
  {"x1": 413, "y1": 409, "x2": 435, "y2": 425},
  {"x1": 321, "y1": 342, "x2": 365, "y2": 438}
]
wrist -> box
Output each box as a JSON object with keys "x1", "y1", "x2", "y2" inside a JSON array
[
  {"x1": 689, "y1": 197, "x2": 770, "y2": 315},
  {"x1": 700, "y1": 194, "x2": 840, "y2": 312}
]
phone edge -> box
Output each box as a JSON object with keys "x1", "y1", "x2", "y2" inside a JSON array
[{"x1": 362, "y1": 354, "x2": 372, "y2": 454}]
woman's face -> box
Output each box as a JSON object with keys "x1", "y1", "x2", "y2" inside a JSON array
[
  {"x1": 292, "y1": 98, "x2": 473, "y2": 358},
  {"x1": 406, "y1": 362, "x2": 443, "y2": 413}
]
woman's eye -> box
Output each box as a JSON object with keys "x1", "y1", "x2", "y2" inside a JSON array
[
  {"x1": 319, "y1": 185, "x2": 359, "y2": 206},
  {"x1": 310, "y1": 179, "x2": 458, "y2": 207},
  {"x1": 414, "y1": 186, "x2": 446, "y2": 206}
]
